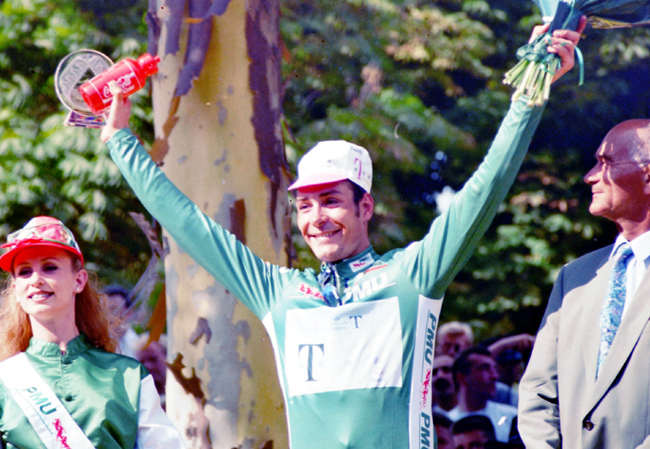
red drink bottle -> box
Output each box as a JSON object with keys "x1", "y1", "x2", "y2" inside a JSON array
[{"x1": 79, "y1": 53, "x2": 160, "y2": 115}]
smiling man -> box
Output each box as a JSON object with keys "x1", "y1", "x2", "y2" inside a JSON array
[
  {"x1": 100, "y1": 24, "x2": 582, "y2": 449},
  {"x1": 291, "y1": 141, "x2": 374, "y2": 265},
  {"x1": 518, "y1": 120, "x2": 650, "y2": 449}
]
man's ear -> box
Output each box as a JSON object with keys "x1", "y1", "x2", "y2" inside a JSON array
[
  {"x1": 360, "y1": 193, "x2": 374, "y2": 221},
  {"x1": 643, "y1": 164, "x2": 650, "y2": 194}
]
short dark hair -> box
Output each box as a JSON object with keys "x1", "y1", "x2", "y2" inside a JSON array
[
  {"x1": 289, "y1": 180, "x2": 367, "y2": 205},
  {"x1": 433, "y1": 412, "x2": 453, "y2": 429},
  {"x1": 453, "y1": 346, "x2": 492, "y2": 377},
  {"x1": 348, "y1": 180, "x2": 367, "y2": 205},
  {"x1": 452, "y1": 415, "x2": 496, "y2": 440},
  {"x1": 103, "y1": 284, "x2": 133, "y2": 309},
  {"x1": 452, "y1": 346, "x2": 493, "y2": 389}
]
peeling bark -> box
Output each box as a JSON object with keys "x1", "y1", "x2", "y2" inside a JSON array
[
  {"x1": 246, "y1": 0, "x2": 288, "y2": 243},
  {"x1": 159, "y1": 0, "x2": 236, "y2": 97},
  {"x1": 186, "y1": 397, "x2": 213, "y2": 449},
  {"x1": 189, "y1": 317, "x2": 213, "y2": 345},
  {"x1": 163, "y1": 0, "x2": 186, "y2": 55},
  {"x1": 168, "y1": 353, "x2": 207, "y2": 405},
  {"x1": 175, "y1": 0, "x2": 212, "y2": 96},
  {"x1": 146, "y1": 0, "x2": 162, "y2": 56},
  {"x1": 229, "y1": 199, "x2": 246, "y2": 244},
  {"x1": 151, "y1": 0, "x2": 290, "y2": 445},
  {"x1": 150, "y1": 96, "x2": 181, "y2": 163}
]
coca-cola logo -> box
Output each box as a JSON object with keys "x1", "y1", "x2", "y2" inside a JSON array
[
  {"x1": 297, "y1": 283, "x2": 324, "y2": 301},
  {"x1": 101, "y1": 73, "x2": 136, "y2": 99},
  {"x1": 420, "y1": 368, "x2": 431, "y2": 409},
  {"x1": 53, "y1": 419, "x2": 71, "y2": 449}
]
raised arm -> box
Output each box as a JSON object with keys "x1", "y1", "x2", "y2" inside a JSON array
[
  {"x1": 101, "y1": 83, "x2": 294, "y2": 318},
  {"x1": 397, "y1": 21, "x2": 585, "y2": 298}
]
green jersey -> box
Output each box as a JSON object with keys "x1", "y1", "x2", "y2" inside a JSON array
[
  {"x1": 0, "y1": 335, "x2": 185, "y2": 449},
  {"x1": 107, "y1": 98, "x2": 543, "y2": 449}
]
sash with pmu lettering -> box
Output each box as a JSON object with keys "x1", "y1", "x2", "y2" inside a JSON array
[{"x1": 0, "y1": 353, "x2": 95, "y2": 449}]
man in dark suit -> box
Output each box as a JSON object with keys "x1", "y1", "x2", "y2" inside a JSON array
[{"x1": 518, "y1": 120, "x2": 650, "y2": 448}]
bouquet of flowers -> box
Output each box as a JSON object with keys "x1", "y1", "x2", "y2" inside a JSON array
[{"x1": 503, "y1": 0, "x2": 650, "y2": 106}]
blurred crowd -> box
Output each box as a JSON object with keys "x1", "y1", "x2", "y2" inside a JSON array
[
  {"x1": 432, "y1": 321, "x2": 535, "y2": 449},
  {"x1": 103, "y1": 284, "x2": 168, "y2": 409}
]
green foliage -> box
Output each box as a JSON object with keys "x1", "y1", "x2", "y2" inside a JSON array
[
  {"x1": 281, "y1": 0, "x2": 650, "y2": 341},
  {"x1": 3, "y1": 0, "x2": 650, "y2": 343},
  {"x1": 0, "y1": 0, "x2": 152, "y2": 285},
  {"x1": 440, "y1": 3, "x2": 649, "y2": 339},
  {"x1": 281, "y1": 0, "x2": 491, "y2": 268}
]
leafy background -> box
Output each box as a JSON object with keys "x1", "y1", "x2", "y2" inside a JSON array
[{"x1": 1, "y1": 0, "x2": 648, "y2": 341}]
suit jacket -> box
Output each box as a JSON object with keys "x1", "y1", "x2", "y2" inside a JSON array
[{"x1": 518, "y1": 244, "x2": 650, "y2": 449}]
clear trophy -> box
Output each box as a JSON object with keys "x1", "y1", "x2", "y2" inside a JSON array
[{"x1": 54, "y1": 49, "x2": 113, "y2": 128}]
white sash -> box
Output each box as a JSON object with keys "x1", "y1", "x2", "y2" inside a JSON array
[
  {"x1": 0, "y1": 352, "x2": 95, "y2": 449},
  {"x1": 408, "y1": 295, "x2": 444, "y2": 449}
]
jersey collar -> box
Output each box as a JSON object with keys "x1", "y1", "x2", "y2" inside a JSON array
[{"x1": 330, "y1": 245, "x2": 378, "y2": 280}]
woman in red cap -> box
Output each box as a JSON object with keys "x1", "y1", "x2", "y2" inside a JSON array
[{"x1": 0, "y1": 216, "x2": 186, "y2": 449}]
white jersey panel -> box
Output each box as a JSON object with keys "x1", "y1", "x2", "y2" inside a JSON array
[{"x1": 285, "y1": 298, "x2": 403, "y2": 396}]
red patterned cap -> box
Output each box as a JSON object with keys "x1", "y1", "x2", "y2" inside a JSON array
[{"x1": 0, "y1": 216, "x2": 83, "y2": 271}]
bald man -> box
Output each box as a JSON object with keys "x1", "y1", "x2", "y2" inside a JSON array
[{"x1": 519, "y1": 120, "x2": 650, "y2": 448}]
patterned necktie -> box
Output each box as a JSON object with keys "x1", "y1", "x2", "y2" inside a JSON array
[
  {"x1": 597, "y1": 242, "x2": 634, "y2": 378},
  {"x1": 317, "y1": 262, "x2": 342, "y2": 307}
]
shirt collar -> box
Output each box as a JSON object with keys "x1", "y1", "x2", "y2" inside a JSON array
[
  {"x1": 612, "y1": 230, "x2": 650, "y2": 264},
  {"x1": 328, "y1": 246, "x2": 377, "y2": 280},
  {"x1": 26, "y1": 333, "x2": 91, "y2": 358}
]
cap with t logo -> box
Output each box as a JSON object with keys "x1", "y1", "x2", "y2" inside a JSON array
[{"x1": 288, "y1": 140, "x2": 373, "y2": 193}]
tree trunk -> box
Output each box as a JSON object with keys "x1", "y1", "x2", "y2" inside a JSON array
[{"x1": 149, "y1": 0, "x2": 290, "y2": 447}]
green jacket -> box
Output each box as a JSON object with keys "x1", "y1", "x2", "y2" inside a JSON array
[{"x1": 0, "y1": 334, "x2": 185, "y2": 449}]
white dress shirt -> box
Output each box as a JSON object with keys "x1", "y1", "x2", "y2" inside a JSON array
[{"x1": 611, "y1": 230, "x2": 650, "y2": 318}]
